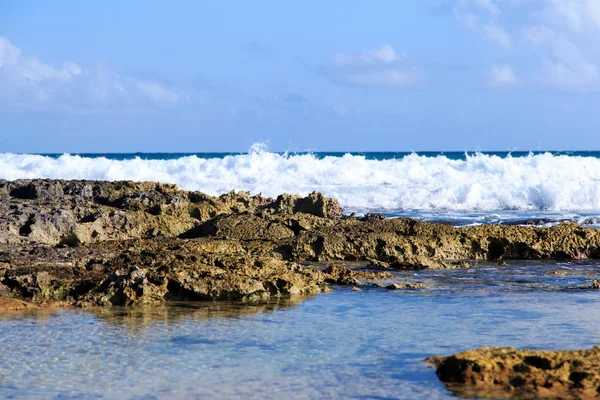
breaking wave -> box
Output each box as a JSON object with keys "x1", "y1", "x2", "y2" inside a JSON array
[{"x1": 2, "y1": 150, "x2": 600, "y2": 213}]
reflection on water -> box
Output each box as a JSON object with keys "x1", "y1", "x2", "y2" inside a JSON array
[
  {"x1": 88, "y1": 296, "x2": 313, "y2": 330},
  {"x1": 0, "y1": 262, "x2": 599, "y2": 399}
]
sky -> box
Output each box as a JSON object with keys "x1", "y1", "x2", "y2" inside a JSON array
[{"x1": 1, "y1": 0, "x2": 600, "y2": 153}]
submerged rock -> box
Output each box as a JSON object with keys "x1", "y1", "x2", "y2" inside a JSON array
[{"x1": 426, "y1": 346, "x2": 600, "y2": 399}]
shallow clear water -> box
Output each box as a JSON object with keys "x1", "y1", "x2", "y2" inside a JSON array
[{"x1": 1, "y1": 262, "x2": 600, "y2": 399}]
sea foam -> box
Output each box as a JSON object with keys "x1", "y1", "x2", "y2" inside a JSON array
[{"x1": 1, "y1": 151, "x2": 600, "y2": 212}]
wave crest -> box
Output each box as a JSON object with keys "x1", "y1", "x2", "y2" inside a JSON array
[{"x1": 1, "y1": 151, "x2": 600, "y2": 212}]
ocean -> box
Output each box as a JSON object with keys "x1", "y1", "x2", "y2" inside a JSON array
[
  {"x1": 1, "y1": 148, "x2": 600, "y2": 399},
  {"x1": 2, "y1": 148, "x2": 600, "y2": 226}
]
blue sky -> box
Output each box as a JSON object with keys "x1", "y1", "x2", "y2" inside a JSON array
[{"x1": 1, "y1": 0, "x2": 600, "y2": 152}]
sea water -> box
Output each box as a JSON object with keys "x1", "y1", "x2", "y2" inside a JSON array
[
  {"x1": 1, "y1": 262, "x2": 599, "y2": 399},
  {"x1": 2, "y1": 149, "x2": 600, "y2": 225},
  {"x1": 2, "y1": 149, "x2": 600, "y2": 399}
]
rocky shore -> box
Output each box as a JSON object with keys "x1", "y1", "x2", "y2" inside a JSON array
[
  {"x1": 2, "y1": 179, "x2": 600, "y2": 398},
  {"x1": 1, "y1": 178, "x2": 600, "y2": 309},
  {"x1": 427, "y1": 346, "x2": 600, "y2": 399}
]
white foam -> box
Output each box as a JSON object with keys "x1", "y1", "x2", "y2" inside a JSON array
[{"x1": 2, "y1": 150, "x2": 600, "y2": 212}]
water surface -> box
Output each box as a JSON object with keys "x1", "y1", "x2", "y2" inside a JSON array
[{"x1": 1, "y1": 261, "x2": 599, "y2": 399}]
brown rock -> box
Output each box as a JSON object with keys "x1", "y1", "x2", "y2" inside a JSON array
[
  {"x1": 0, "y1": 179, "x2": 342, "y2": 247},
  {"x1": 426, "y1": 346, "x2": 600, "y2": 399},
  {"x1": 0, "y1": 298, "x2": 39, "y2": 313},
  {"x1": 322, "y1": 263, "x2": 390, "y2": 286},
  {"x1": 323, "y1": 264, "x2": 360, "y2": 285},
  {"x1": 3, "y1": 179, "x2": 600, "y2": 307},
  {"x1": 0, "y1": 238, "x2": 328, "y2": 307}
]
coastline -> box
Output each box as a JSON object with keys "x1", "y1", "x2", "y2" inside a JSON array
[
  {"x1": 2, "y1": 178, "x2": 600, "y2": 398},
  {"x1": 1, "y1": 178, "x2": 600, "y2": 308}
]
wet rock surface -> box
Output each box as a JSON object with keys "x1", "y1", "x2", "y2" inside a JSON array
[
  {"x1": 0, "y1": 240, "x2": 329, "y2": 306},
  {"x1": 2, "y1": 179, "x2": 600, "y2": 307},
  {"x1": 0, "y1": 298, "x2": 39, "y2": 313},
  {"x1": 427, "y1": 346, "x2": 600, "y2": 399}
]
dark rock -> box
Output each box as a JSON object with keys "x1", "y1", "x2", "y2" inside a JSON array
[
  {"x1": 385, "y1": 283, "x2": 425, "y2": 290},
  {"x1": 361, "y1": 213, "x2": 385, "y2": 221}
]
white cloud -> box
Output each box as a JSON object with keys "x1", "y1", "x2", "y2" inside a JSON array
[
  {"x1": 455, "y1": 12, "x2": 478, "y2": 28},
  {"x1": 332, "y1": 44, "x2": 404, "y2": 66},
  {"x1": 589, "y1": 0, "x2": 600, "y2": 26},
  {"x1": 0, "y1": 36, "x2": 183, "y2": 110},
  {"x1": 324, "y1": 45, "x2": 422, "y2": 88},
  {"x1": 452, "y1": 0, "x2": 600, "y2": 92},
  {"x1": 543, "y1": 0, "x2": 584, "y2": 31},
  {"x1": 0, "y1": 37, "x2": 20, "y2": 66},
  {"x1": 489, "y1": 65, "x2": 517, "y2": 85},
  {"x1": 135, "y1": 80, "x2": 181, "y2": 106},
  {"x1": 336, "y1": 69, "x2": 420, "y2": 87},
  {"x1": 522, "y1": 25, "x2": 554, "y2": 45},
  {"x1": 453, "y1": 0, "x2": 501, "y2": 26},
  {"x1": 483, "y1": 23, "x2": 512, "y2": 47},
  {"x1": 526, "y1": 1, "x2": 600, "y2": 90},
  {"x1": 473, "y1": 0, "x2": 501, "y2": 17},
  {"x1": 0, "y1": 37, "x2": 82, "y2": 85},
  {"x1": 540, "y1": 37, "x2": 600, "y2": 90}
]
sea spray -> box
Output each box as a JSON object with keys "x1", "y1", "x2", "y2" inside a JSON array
[{"x1": 2, "y1": 149, "x2": 600, "y2": 213}]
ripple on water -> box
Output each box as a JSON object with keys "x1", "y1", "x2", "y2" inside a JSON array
[{"x1": 0, "y1": 261, "x2": 599, "y2": 399}]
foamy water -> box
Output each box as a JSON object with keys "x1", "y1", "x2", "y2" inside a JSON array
[{"x1": 2, "y1": 149, "x2": 600, "y2": 220}]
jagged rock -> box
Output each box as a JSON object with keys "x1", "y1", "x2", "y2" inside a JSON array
[
  {"x1": 0, "y1": 239, "x2": 328, "y2": 306},
  {"x1": 294, "y1": 191, "x2": 343, "y2": 218},
  {"x1": 0, "y1": 179, "x2": 342, "y2": 246},
  {"x1": 426, "y1": 346, "x2": 600, "y2": 399},
  {"x1": 3, "y1": 179, "x2": 600, "y2": 306},
  {"x1": 268, "y1": 192, "x2": 343, "y2": 218},
  {"x1": 323, "y1": 263, "x2": 390, "y2": 285},
  {"x1": 290, "y1": 218, "x2": 600, "y2": 268},
  {"x1": 323, "y1": 264, "x2": 360, "y2": 285}
]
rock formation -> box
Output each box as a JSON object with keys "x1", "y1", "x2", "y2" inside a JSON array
[
  {"x1": 1, "y1": 179, "x2": 600, "y2": 307},
  {"x1": 427, "y1": 346, "x2": 600, "y2": 399}
]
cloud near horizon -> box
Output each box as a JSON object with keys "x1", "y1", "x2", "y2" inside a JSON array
[
  {"x1": 323, "y1": 44, "x2": 423, "y2": 88},
  {"x1": 0, "y1": 36, "x2": 184, "y2": 111}
]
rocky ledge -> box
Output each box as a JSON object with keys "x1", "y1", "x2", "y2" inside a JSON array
[
  {"x1": 426, "y1": 346, "x2": 600, "y2": 399},
  {"x1": 1, "y1": 179, "x2": 600, "y2": 308}
]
